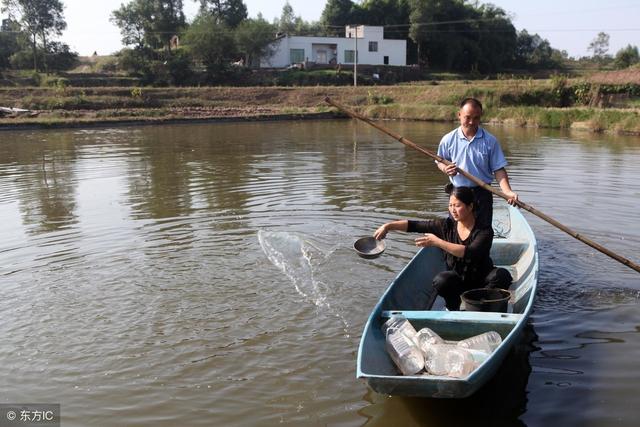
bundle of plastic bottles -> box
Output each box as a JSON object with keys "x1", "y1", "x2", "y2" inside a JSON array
[{"x1": 382, "y1": 314, "x2": 502, "y2": 377}]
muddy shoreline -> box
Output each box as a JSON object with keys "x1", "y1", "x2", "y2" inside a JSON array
[{"x1": 0, "y1": 111, "x2": 342, "y2": 131}]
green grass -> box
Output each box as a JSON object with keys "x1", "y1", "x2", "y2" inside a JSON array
[{"x1": 359, "y1": 103, "x2": 640, "y2": 133}]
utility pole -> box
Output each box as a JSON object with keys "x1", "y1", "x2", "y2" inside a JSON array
[
  {"x1": 347, "y1": 25, "x2": 359, "y2": 86},
  {"x1": 354, "y1": 25, "x2": 358, "y2": 87}
]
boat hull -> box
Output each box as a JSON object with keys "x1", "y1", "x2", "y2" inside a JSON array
[{"x1": 356, "y1": 205, "x2": 538, "y2": 398}]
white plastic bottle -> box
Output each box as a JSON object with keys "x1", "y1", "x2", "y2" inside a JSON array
[
  {"x1": 466, "y1": 348, "x2": 490, "y2": 366},
  {"x1": 382, "y1": 315, "x2": 418, "y2": 343},
  {"x1": 444, "y1": 347, "x2": 476, "y2": 378},
  {"x1": 423, "y1": 344, "x2": 453, "y2": 376},
  {"x1": 415, "y1": 327, "x2": 444, "y2": 354},
  {"x1": 424, "y1": 344, "x2": 477, "y2": 378},
  {"x1": 457, "y1": 331, "x2": 502, "y2": 354},
  {"x1": 385, "y1": 328, "x2": 425, "y2": 375}
]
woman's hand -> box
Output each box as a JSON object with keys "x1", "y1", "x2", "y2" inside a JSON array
[
  {"x1": 414, "y1": 233, "x2": 441, "y2": 248},
  {"x1": 374, "y1": 224, "x2": 388, "y2": 240}
]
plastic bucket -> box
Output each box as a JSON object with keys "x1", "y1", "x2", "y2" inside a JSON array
[{"x1": 461, "y1": 288, "x2": 511, "y2": 313}]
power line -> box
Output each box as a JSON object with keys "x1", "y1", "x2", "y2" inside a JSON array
[{"x1": 3, "y1": 16, "x2": 638, "y2": 37}]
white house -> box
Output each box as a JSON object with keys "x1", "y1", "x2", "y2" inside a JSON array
[{"x1": 260, "y1": 25, "x2": 407, "y2": 68}]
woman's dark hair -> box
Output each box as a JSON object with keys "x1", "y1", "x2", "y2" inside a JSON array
[
  {"x1": 460, "y1": 97, "x2": 483, "y2": 112},
  {"x1": 444, "y1": 183, "x2": 475, "y2": 208}
]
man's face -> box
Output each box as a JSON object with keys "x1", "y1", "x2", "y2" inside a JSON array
[{"x1": 458, "y1": 103, "x2": 482, "y2": 136}]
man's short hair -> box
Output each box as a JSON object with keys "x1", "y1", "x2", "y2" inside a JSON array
[{"x1": 460, "y1": 97, "x2": 483, "y2": 112}]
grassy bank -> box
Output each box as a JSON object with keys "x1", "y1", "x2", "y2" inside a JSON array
[
  {"x1": 363, "y1": 104, "x2": 640, "y2": 134},
  {"x1": 1, "y1": 78, "x2": 639, "y2": 134}
]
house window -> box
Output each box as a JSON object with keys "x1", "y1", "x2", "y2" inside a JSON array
[
  {"x1": 369, "y1": 41, "x2": 378, "y2": 52},
  {"x1": 290, "y1": 49, "x2": 305, "y2": 64},
  {"x1": 344, "y1": 50, "x2": 358, "y2": 63}
]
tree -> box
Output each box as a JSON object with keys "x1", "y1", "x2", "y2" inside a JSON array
[
  {"x1": 408, "y1": 0, "x2": 428, "y2": 66},
  {"x1": 321, "y1": 0, "x2": 355, "y2": 35},
  {"x1": 183, "y1": 13, "x2": 236, "y2": 80},
  {"x1": 277, "y1": 1, "x2": 296, "y2": 34},
  {"x1": 588, "y1": 32, "x2": 610, "y2": 62},
  {"x1": 43, "y1": 40, "x2": 77, "y2": 70},
  {"x1": 197, "y1": 0, "x2": 247, "y2": 28},
  {"x1": 0, "y1": 18, "x2": 23, "y2": 70},
  {"x1": 111, "y1": 0, "x2": 186, "y2": 54},
  {"x1": 110, "y1": 2, "x2": 146, "y2": 49},
  {"x1": 514, "y1": 30, "x2": 560, "y2": 69},
  {"x1": 294, "y1": 20, "x2": 325, "y2": 37},
  {"x1": 7, "y1": 40, "x2": 76, "y2": 71},
  {"x1": 409, "y1": 0, "x2": 476, "y2": 70},
  {"x1": 613, "y1": 44, "x2": 639, "y2": 69},
  {"x1": 1, "y1": 0, "x2": 67, "y2": 71},
  {"x1": 235, "y1": 17, "x2": 276, "y2": 67},
  {"x1": 472, "y1": 4, "x2": 517, "y2": 72},
  {"x1": 360, "y1": 0, "x2": 410, "y2": 29},
  {"x1": 274, "y1": 2, "x2": 319, "y2": 36}
]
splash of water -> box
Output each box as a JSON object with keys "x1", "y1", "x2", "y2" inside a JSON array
[{"x1": 257, "y1": 230, "x2": 349, "y2": 332}]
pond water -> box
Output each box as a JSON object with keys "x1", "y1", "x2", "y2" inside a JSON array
[{"x1": 0, "y1": 119, "x2": 639, "y2": 426}]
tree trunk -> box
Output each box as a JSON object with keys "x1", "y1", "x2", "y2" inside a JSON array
[
  {"x1": 32, "y1": 33, "x2": 38, "y2": 72},
  {"x1": 42, "y1": 32, "x2": 49, "y2": 75}
]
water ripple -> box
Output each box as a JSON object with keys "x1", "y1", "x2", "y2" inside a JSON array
[{"x1": 0, "y1": 122, "x2": 639, "y2": 426}]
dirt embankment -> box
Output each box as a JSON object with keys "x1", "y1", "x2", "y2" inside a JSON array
[
  {"x1": 0, "y1": 85, "x2": 451, "y2": 127},
  {"x1": 588, "y1": 67, "x2": 640, "y2": 85},
  {"x1": 1, "y1": 82, "x2": 639, "y2": 134}
]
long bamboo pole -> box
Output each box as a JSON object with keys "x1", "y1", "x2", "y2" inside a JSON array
[{"x1": 325, "y1": 96, "x2": 640, "y2": 274}]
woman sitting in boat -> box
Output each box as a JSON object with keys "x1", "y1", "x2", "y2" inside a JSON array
[{"x1": 373, "y1": 184, "x2": 512, "y2": 311}]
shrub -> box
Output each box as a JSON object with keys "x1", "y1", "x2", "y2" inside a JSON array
[
  {"x1": 549, "y1": 73, "x2": 570, "y2": 107},
  {"x1": 44, "y1": 77, "x2": 69, "y2": 93},
  {"x1": 367, "y1": 90, "x2": 393, "y2": 105},
  {"x1": 572, "y1": 81, "x2": 592, "y2": 105},
  {"x1": 131, "y1": 87, "x2": 143, "y2": 98},
  {"x1": 166, "y1": 50, "x2": 194, "y2": 86},
  {"x1": 45, "y1": 42, "x2": 79, "y2": 71},
  {"x1": 94, "y1": 56, "x2": 118, "y2": 73},
  {"x1": 10, "y1": 50, "x2": 42, "y2": 71},
  {"x1": 30, "y1": 71, "x2": 42, "y2": 86}
]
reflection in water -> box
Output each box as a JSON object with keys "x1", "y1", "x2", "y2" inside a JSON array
[
  {"x1": 12, "y1": 133, "x2": 79, "y2": 233},
  {"x1": 0, "y1": 121, "x2": 639, "y2": 426},
  {"x1": 523, "y1": 303, "x2": 640, "y2": 427}
]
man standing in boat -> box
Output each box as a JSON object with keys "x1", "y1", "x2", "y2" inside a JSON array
[{"x1": 436, "y1": 98, "x2": 518, "y2": 228}]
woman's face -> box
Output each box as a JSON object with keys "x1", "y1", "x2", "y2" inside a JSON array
[{"x1": 449, "y1": 195, "x2": 473, "y2": 222}]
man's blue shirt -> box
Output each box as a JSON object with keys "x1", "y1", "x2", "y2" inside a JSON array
[{"x1": 437, "y1": 126, "x2": 508, "y2": 187}]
